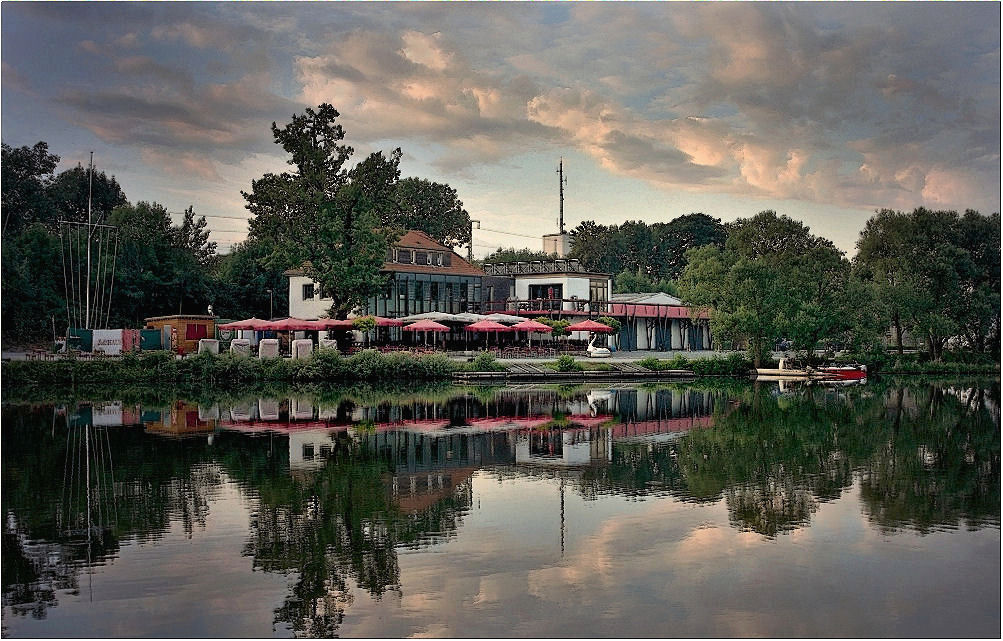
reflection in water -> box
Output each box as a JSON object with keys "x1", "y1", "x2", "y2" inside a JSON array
[{"x1": 2, "y1": 381, "x2": 999, "y2": 637}]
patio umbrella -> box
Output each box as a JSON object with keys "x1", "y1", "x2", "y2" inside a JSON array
[
  {"x1": 264, "y1": 317, "x2": 317, "y2": 331},
  {"x1": 512, "y1": 319, "x2": 553, "y2": 349},
  {"x1": 464, "y1": 319, "x2": 513, "y2": 349},
  {"x1": 403, "y1": 319, "x2": 450, "y2": 347},
  {"x1": 484, "y1": 313, "x2": 526, "y2": 324},
  {"x1": 218, "y1": 317, "x2": 270, "y2": 330},
  {"x1": 566, "y1": 319, "x2": 614, "y2": 332}
]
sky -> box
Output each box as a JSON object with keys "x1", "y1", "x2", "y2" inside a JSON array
[{"x1": 2, "y1": 2, "x2": 999, "y2": 257}]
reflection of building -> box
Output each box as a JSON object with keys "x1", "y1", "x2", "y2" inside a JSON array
[
  {"x1": 144, "y1": 401, "x2": 215, "y2": 438},
  {"x1": 516, "y1": 428, "x2": 612, "y2": 467}
]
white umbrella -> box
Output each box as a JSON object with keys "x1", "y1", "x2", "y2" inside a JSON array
[
  {"x1": 397, "y1": 311, "x2": 456, "y2": 323},
  {"x1": 484, "y1": 313, "x2": 525, "y2": 324}
]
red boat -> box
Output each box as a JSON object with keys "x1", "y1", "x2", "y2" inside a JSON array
[{"x1": 817, "y1": 364, "x2": 867, "y2": 380}]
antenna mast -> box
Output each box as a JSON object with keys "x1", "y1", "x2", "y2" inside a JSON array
[
  {"x1": 557, "y1": 158, "x2": 567, "y2": 234},
  {"x1": 85, "y1": 152, "x2": 93, "y2": 329}
]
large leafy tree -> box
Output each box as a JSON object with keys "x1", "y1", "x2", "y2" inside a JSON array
[
  {"x1": 391, "y1": 177, "x2": 471, "y2": 248},
  {"x1": 680, "y1": 211, "x2": 867, "y2": 366},
  {"x1": 855, "y1": 207, "x2": 1000, "y2": 359},
  {"x1": 46, "y1": 163, "x2": 128, "y2": 228},
  {"x1": 212, "y1": 238, "x2": 288, "y2": 321},
  {"x1": 243, "y1": 104, "x2": 395, "y2": 319},
  {"x1": 1, "y1": 141, "x2": 59, "y2": 238}
]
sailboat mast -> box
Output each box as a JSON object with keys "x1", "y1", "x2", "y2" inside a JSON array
[{"x1": 85, "y1": 152, "x2": 94, "y2": 329}]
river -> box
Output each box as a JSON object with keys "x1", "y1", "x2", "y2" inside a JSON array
[{"x1": 2, "y1": 379, "x2": 999, "y2": 637}]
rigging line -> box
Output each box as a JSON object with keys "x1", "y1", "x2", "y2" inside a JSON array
[
  {"x1": 104, "y1": 233, "x2": 119, "y2": 329},
  {"x1": 60, "y1": 228, "x2": 71, "y2": 331},
  {"x1": 104, "y1": 423, "x2": 119, "y2": 524},
  {"x1": 59, "y1": 415, "x2": 72, "y2": 532},
  {"x1": 92, "y1": 229, "x2": 105, "y2": 329},
  {"x1": 77, "y1": 227, "x2": 84, "y2": 328}
]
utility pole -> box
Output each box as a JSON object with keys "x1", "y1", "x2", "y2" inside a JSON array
[
  {"x1": 266, "y1": 288, "x2": 273, "y2": 319},
  {"x1": 556, "y1": 157, "x2": 567, "y2": 234},
  {"x1": 467, "y1": 220, "x2": 480, "y2": 262},
  {"x1": 85, "y1": 152, "x2": 94, "y2": 328}
]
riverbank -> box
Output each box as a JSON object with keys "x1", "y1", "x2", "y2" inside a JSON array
[
  {"x1": 2, "y1": 349, "x2": 756, "y2": 386},
  {"x1": 3, "y1": 349, "x2": 996, "y2": 388}
]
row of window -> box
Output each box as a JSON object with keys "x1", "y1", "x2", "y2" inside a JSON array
[{"x1": 390, "y1": 248, "x2": 453, "y2": 267}]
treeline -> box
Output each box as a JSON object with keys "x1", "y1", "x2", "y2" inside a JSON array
[
  {"x1": 2, "y1": 105, "x2": 473, "y2": 344},
  {"x1": 679, "y1": 209, "x2": 1000, "y2": 365}
]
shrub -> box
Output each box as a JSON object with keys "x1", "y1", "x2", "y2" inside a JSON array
[
  {"x1": 554, "y1": 354, "x2": 582, "y2": 372},
  {"x1": 471, "y1": 351, "x2": 504, "y2": 372}
]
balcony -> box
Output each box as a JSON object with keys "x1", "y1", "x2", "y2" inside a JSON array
[{"x1": 482, "y1": 259, "x2": 585, "y2": 276}]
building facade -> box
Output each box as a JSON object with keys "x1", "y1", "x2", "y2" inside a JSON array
[{"x1": 285, "y1": 230, "x2": 485, "y2": 319}]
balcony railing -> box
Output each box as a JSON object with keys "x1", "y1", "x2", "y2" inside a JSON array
[{"x1": 482, "y1": 259, "x2": 584, "y2": 276}]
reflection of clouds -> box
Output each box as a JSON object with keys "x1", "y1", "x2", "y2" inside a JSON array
[{"x1": 340, "y1": 474, "x2": 999, "y2": 638}]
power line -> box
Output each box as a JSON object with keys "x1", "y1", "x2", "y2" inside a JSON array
[{"x1": 476, "y1": 226, "x2": 543, "y2": 240}]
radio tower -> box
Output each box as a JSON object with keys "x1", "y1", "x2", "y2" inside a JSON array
[{"x1": 557, "y1": 157, "x2": 567, "y2": 234}]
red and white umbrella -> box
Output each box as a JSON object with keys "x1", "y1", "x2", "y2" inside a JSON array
[
  {"x1": 464, "y1": 319, "x2": 513, "y2": 349},
  {"x1": 511, "y1": 319, "x2": 553, "y2": 348},
  {"x1": 566, "y1": 319, "x2": 614, "y2": 332},
  {"x1": 403, "y1": 319, "x2": 450, "y2": 347}
]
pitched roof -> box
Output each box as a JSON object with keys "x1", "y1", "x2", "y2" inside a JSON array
[
  {"x1": 282, "y1": 231, "x2": 485, "y2": 278},
  {"x1": 609, "y1": 292, "x2": 684, "y2": 305}
]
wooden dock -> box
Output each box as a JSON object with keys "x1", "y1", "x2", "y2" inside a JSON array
[{"x1": 452, "y1": 362, "x2": 695, "y2": 384}]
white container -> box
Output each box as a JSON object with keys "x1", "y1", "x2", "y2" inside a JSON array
[
  {"x1": 292, "y1": 339, "x2": 313, "y2": 359},
  {"x1": 198, "y1": 339, "x2": 219, "y2": 355},
  {"x1": 230, "y1": 339, "x2": 251, "y2": 357},
  {"x1": 258, "y1": 339, "x2": 280, "y2": 359},
  {"x1": 318, "y1": 338, "x2": 339, "y2": 351}
]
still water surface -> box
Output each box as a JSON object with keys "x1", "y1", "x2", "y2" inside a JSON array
[{"x1": 2, "y1": 380, "x2": 999, "y2": 637}]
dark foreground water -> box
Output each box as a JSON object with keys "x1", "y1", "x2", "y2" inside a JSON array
[{"x1": 2, "y1": 379, "x2": 999, "y2": 638}]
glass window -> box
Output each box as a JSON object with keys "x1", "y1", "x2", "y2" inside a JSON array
[
  {"x1": 530, "y1": 284, "x2": 562, "y2": 300},
  {"x1": 302, "y1": 283, "x2": 315, "y2": 300},
  {"x1": 398, "y1": 249, "x2": 413, "y2": 264},
  {"x1": 415, "y1": 251, "x2": 428, "y2": 265},
  {"x1": 590, "y1": 279, "x2": 608, "y2": 302},
  {"x1": 443, "y1": 253, "x2": 452, "y2": 266}
]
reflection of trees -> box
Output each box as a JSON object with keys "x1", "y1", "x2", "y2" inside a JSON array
[
  {"x1": 858, "y1": 384, "x2": 1001, "y2": 533},
  {"x1": 218, "y1": 433, "x2": 471, "y2": 638},
  {"x1": 1, "y1": 406, "x2": 221, "y2": 619},
  {"x1": 580, "y1": 382, "x2": 999, "y2": 538}
]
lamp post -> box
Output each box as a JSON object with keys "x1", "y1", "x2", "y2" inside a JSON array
[{"x1": 266, "y1": 288, "x2": 273, "y2": 320}]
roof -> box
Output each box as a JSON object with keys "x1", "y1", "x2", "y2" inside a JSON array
[
  {"x1": 283, "y1": 230, "x2": 485, "y2": 278},
  {"x1": 144, "y1": 314, "x2": 215, "y2": 322},
  {"x1": 609, "y1": 292, "x2": 683, "y2": 306}
]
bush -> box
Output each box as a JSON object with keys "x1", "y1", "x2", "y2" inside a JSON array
[
  {"x1": 471, "y1": 351, "x2": 505, "y2": 372},
  {"x1": 554, "y1": 354, "x2": 582, "y2": 372}
]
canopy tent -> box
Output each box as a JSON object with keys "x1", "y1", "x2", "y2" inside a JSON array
[
  {"x1": 403, "y1": 319, "x2": 450, "y2": 347},
  {"x1": 511, "y1": 319, "x2": 553, "y2": 349},
  {"x1": 567, "y1": 319, "x2": 615, "y2": 333}
]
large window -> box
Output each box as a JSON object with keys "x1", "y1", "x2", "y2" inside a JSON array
[
  {"x1": 529, "y1": 284, "x2": 563, "y2": 300},
  {"x1": 589, "y1": 279, "x2": 608, "y2": 302},
  {"x1": 398, "y1": 249, "x2": 413, "y2": 264}
]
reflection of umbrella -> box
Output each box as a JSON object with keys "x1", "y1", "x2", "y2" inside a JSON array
[
  {"x1": 512, "y1": 319, "x2": 553, "y2": 348},
  {"x1": 566, "y1": 319, "x2": 614, "y2": 332},
  {"x1": 403, "y1": 319, "x2": 450, "y2": 347},
  {"x1": 465, "y1": 319, "x2": 513, "y2": 349}
]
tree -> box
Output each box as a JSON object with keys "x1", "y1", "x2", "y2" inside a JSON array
[
  {"x1": 46, "y1": 163, "x2": 128, "y2": 228},
  {"x1": 1, "y1": 141, "x2": 59, "y2": 238},
  {"x1": 651, "y1": 213, "x2": 727, "y2": 280},
  {"x1": 392, "y1": 177, "x2": 471, "y2": 248},
  {"x1": 680, "y1": 211, "x2": 863, "y2": 366},
  {"x1": 212, "y1": 238, "x2": 288, "y2": 321},
  {"x1": 243, "y1": 105, "x2": 395, "y2": 319},
  {"x1": 480, "y1": 247, "x2": 557, "y2": 264},
  {"x1": 613, "y1": 269, "x2": 679, "y2": 296},
  {"x1": 173, "y1": 206, "x2": 217, "y2": 268}
]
